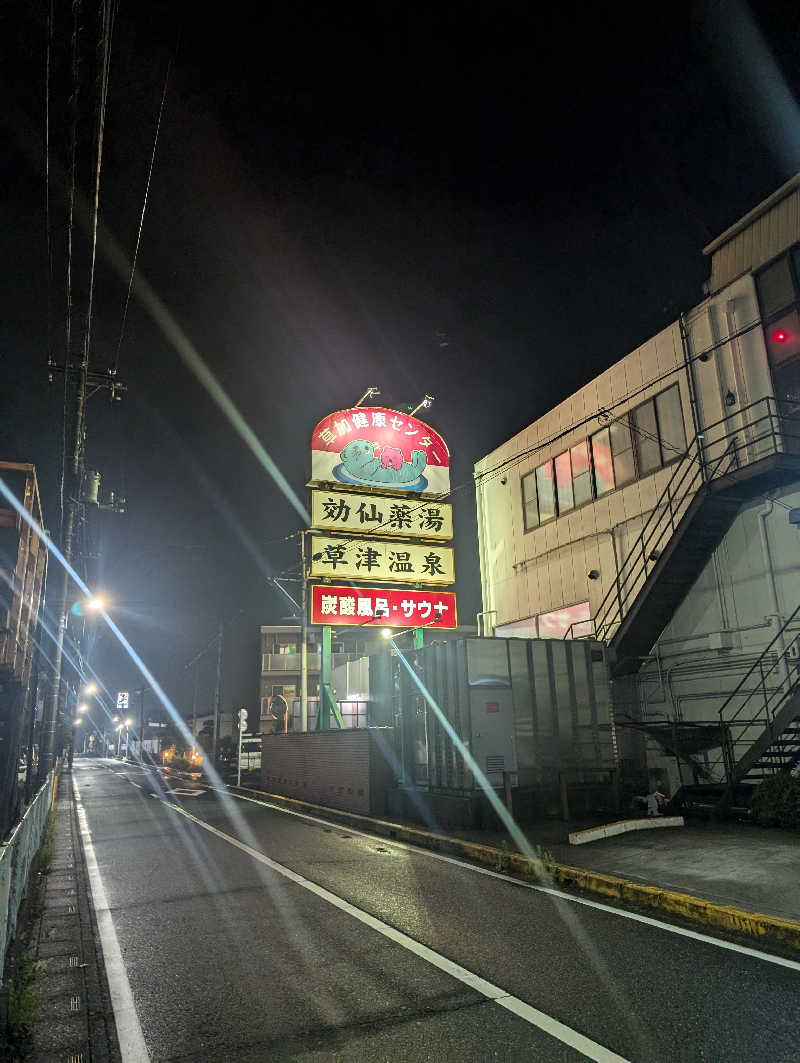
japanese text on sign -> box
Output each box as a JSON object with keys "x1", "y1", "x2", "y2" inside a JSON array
[
  {"x1": 310, "y1": 585, "x2": 458, "y2": 628},
  {"x1": 309, "y1": 535, "x2": 455, "y2": 586},
  {"x1": 311, "y1": 488, "x2": 453, "y2": 541}
]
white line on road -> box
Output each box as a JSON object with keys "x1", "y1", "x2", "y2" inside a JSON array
[
  {"x1": 130, "y1": 782, "x2": 143, "y2": 788},
  {"x1": 73, "y1": 776, "x2": 151, "y2": 1063},
  {"x1": 217, "y1": 788, "x2": 800, "y2": 974},
  {"x1": 164, "y1": 801, "x2": 628, "y2": 1063}
]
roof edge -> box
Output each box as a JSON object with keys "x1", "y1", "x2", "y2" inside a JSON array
[{"x1": 702, "y1": 173, "x2": 800, "y2": 257}]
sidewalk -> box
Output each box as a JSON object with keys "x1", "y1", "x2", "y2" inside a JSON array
[
  {"x1": 23, "y1": 771, "x2": 119, "y2": 1062},
  {"x1": 457, "y1": 817, "x2": 800, "y2": 925}
]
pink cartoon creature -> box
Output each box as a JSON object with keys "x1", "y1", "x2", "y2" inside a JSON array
[{"x1": 380, "y1": 446, "x2": 405, "y2": 471}]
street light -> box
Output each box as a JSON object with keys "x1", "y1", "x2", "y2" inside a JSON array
[
  {"x1": 115, "y1": 723, "x2": 124, "y2": 756},
  {"x1": 86, "y1": 596, "x2": 105, "y2": 612},
  {"x1": 78, "y1": 703, "x2": 88, "y2": 713},
  {"x1": 83, "y1": 682, "x2": 97, "y2": 694}
]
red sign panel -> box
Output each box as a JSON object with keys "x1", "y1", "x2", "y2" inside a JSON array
[
  {"x1": 311, "y1": 584, "x2": 457, "y2": 629},
  {"x1": 310, "y1": 407, "x2": 450, "y2": 495}
]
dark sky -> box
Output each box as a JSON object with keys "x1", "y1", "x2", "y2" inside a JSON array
[{"x1": 3, "y1": 0, "x2": 800, "y2": 721}]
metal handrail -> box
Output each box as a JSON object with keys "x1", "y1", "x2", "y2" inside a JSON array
[
  {"x1": 717, "y1": 604, "x2": 800, "y2": 729},
  {"x1": 565, "y1": 396, "x2": 792, "y2": 642}
]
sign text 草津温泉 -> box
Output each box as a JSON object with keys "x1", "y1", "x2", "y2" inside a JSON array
[
  {"x1": 309, "y1": 535, "x2": 455, "y2": 586},
  {"x1": 310, "y1": 585, "x2": 457, "y2": 628},
  {"x1": 310, "y1": 487, "x2": 453, "y2": 541}
]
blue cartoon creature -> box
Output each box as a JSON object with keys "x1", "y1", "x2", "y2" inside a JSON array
[{"x1": 339, "y1": 438, "x2": 427, "y2": 486}]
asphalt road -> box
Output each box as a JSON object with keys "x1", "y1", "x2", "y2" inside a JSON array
[{"x1": 72, "y1": 759, "x2": 800, "y2": 1062}]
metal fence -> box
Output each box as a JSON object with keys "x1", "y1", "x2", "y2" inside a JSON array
[{"x1": 0, "y1": 771, "x2": 55, "y2": 979}]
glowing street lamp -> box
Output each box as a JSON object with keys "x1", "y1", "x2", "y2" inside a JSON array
[
  {"x1": 74, "y1": 717, "x2": 83, "y2": 727},
  {"x1": 83, "y1": 683, "x2": 97, "y2": 695},
  {"x1": 78, "y1": 703, "x2": 88, "y2": 713},
  {"x1": 86, "y1": 596, "x2": 105, "y2": 612}
]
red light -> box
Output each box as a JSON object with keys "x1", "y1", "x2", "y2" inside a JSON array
[{"x1": 772, "y1": 329, "x2": 788, "y2": 343}]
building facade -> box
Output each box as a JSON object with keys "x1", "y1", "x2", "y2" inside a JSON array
[{"x1": 475, "y1": 175, "x2": 800, "y2": 804}]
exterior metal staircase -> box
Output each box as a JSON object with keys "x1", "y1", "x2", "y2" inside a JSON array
[
  {"x1": 566, "y1": 397, "x2": 800, "y2": 675},
  {"x1": 674, "y1": 605, "x2": 800, "y2": 816}
]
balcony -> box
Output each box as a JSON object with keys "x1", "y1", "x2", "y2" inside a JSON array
[{"x1": 261, "y1": 652, "x2": 360, "y2": 674}]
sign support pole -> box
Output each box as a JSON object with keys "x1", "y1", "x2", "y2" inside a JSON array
[
  {"x1": 318, "y1": 624, "x2": 344, "y2": 729},
  {"x1": 300, "y1": 532, "x2": 308, "y2": 732},
  {"x1": 237, "y1": 712, "x2": 243, "y2": 788},
  {"x1": 320, "y1": 625, "x2": 331, "y2": 729}
]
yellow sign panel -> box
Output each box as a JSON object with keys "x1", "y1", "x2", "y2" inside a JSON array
[
  {"x1": 309, "y1": 535, "x2": 455, "y2": 586},
  {"x1": 311, "y1": 488, "x2": 453, "y2": 542}
]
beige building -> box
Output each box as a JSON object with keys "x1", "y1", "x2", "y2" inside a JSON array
[{"x1": 475, "y1": 175, "x2": 800, "y2": 809}]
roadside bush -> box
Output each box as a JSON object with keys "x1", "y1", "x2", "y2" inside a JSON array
[{"x1": 750, "y1": 773, "x2": 800, "y2": 829}]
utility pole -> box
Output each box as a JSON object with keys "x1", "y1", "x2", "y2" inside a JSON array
[
  {"x1": 300, "y1": 531, "x2": 308, "y2": 732},
  {"x1": 40, "y1": 344, "x2": 88, "y2": 779},
  {"x1": 212, "y1": 618, "x2": 223, "y2": 764}
]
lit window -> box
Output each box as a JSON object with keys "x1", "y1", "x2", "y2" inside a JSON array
[
  {"x1": 537, "y1": 602, "x2": 591, "y2": 639},
  {"x1": 610, "y1": 418, "x2": 635, "y2": 486},
  {"x1": 571, "y1": 441, "x2": 593, "y2": 506},
  {"x1": 535, "y1": 461, "x2": 556, "y2": 522}
]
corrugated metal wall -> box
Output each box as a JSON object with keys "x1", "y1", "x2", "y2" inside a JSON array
[{"x1": 708, "y1": 187, "x2": 800, "y2": 294}]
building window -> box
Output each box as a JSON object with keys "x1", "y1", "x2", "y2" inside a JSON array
[
  {"x1": 654, "y1": 385, "x2": 686, "y2": 459},
  {"x1": 756, "y1": 256, "x2": 795, "y2": 319},
  {"x1": 535, "y1": 461, "x2": 556, "y2": 522},
  {"x1": 755, "y1": 247, "x2": 800, "y2": 369},
  {"x1": 521, "y1": 470, "x2": 539, "y2": 530},
  {"x1": 571, "y1": 441, "x2": 593, "y2": 506},
  {"x1": 495, "y1": 602, "x2": 591, "y2": 640},
  {"x1": 609, "y1": 418, "x2": 635, "y2": 486},
  {"x1": 631, "y1": 400, "x2": 661, "y2": 475},
  {"x1": 590, "y1": 427, "x2": 615, "y2": 496},
  {"x1": 520, "y1": 384, "x2": 686, "y2": 527},
  {"x1": 554, "y1": 451, "x2": 574, "y2": 513}
]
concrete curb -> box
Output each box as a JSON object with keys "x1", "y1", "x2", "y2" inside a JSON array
[{"x1": 228, "y1": 783, "x2": 800, "y2": 952}]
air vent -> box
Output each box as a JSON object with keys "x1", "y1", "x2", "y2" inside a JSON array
[{"x1": 486, "y1": 755, "x2": 505, "y2": 773}]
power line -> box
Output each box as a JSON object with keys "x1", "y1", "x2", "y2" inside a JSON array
[{"x1": 113, "y1": 44, "x2": 175, "y2": 372}]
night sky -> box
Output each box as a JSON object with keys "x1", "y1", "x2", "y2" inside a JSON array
[{"x1": 3, "y1": 0, "x2": 800, "y2": 721}]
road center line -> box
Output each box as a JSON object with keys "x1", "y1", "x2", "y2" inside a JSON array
[
  {"x1": 73, "y1": 775, "x2": 151, "y2": 1063},
  {"x1": 215, "y1": 788, "x2": 800, "y2": 973},
  {"x1": 163, "y1": 799, "x2": 627, "y2": 1063}
]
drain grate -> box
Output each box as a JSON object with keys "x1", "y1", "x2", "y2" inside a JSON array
[
  {"x1": 69, "y1": 955, "x2": 81, "y2": 968},
  {"x1": 69, "y1": 995, "x2": 81, "y2": 1013},
  {"x1": 68, "y1": 1054, "x2": 85, "y2": 1063}
]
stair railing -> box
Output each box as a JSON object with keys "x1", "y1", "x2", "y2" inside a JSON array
[
  {"x1": 715, "y1": 603, "x2": 800, "y2": 784},
  {"x1": 565, "y1": 397, "x2": 790, "y2": 643}
]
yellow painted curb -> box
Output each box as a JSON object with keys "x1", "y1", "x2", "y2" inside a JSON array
[{"x1": 228, "y1": 784, "x2": 800, "y2": 952}]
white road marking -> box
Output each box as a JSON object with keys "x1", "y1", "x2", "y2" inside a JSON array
[
  {"x1": 163, "y1": 801, "x2": 627, "y2": 1062},
  {"x1": 166, "y1": 787, "x2": 206, "y2": 797},
  {"x1": 130, "y1": 782, "x2": 143, "y2": 789},
  {"x1": 216, "y1": 788, "x2": 800, "y2": 973},
  {"x1": 72, "y1": 776, "x2": 151, "y2": 1063}
]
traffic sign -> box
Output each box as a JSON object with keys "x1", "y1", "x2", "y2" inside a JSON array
[{"x1": 116, "y1": 691, "x2": 129, "y2": 710}]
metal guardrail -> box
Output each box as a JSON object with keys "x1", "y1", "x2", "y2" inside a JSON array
[
  {"x1": 565, "y1": 396, "x2": 800, "y2": 643},
  {"x1": 0, "y1": 771, "x2": 55, "y2": 980}
]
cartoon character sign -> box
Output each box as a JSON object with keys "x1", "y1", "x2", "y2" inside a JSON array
[{"x1": 310, "y1": 408, "x2": 450, "y2": 494}]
